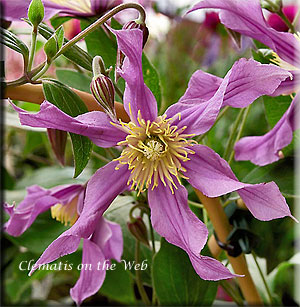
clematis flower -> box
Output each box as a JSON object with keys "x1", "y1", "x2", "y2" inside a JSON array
[
  {"x1": 10, "y1": 28, "x2": 295, "y2": 284},
  {"x1": 4, "y1": 183, "x2": 123, "y2": 305},
  {"x1": 188, "y1": 0, "x2": 300, "y2": 166},
  {"x1": 1, "y1": 0, "x2": 123, "y2": 21}
]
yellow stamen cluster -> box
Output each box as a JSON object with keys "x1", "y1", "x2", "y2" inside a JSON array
[
  {"x1": 48, "y1": 0, "x2": 91, "y2": 14},
  {"x1": 51, "y1": 197, "x2": 79, "y2": 226},
  {"x1": 114, "y1": 111, "x2": 196, "y2": 195}
]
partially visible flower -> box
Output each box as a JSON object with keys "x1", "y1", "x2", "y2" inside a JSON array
[
  {"x1": 235, "y1": 93, "x2": 299, "y2": 166},
  {"x1": 10, "y1": 28, "x2": 296, "y2": 284},
  {"x1": 188, "y1": 0, "x2": 300, "y2": 165},
  {"x1": 268, "y1": 5, "x2": 299, "y2": 32},
  {"x1": 4, "y1": 183, "x2": 85, "y2": 236},
  {"x1": 4, "y1": 183, "x2": 123, "y2": 305},
  {"x1": 1, "y1": 0, "x2": 123, "y2": 21}
]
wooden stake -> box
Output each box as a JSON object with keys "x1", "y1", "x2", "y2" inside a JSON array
[{"x1": 195, "y1": 190, "x2": 263, "y2": 305}]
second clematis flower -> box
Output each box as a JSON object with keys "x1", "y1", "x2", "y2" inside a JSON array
[
  {"x1": 188, "y1": 0, "x2": 300, "y2": 166},
  {"x1": 4, "y1": 183, "x2": 123, "y2": 305},
  {"x1": 10, "y1": 28, "x2": 295, "y2": 285}
]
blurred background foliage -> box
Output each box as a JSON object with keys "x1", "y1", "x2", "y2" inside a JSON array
[{"x1": 3, "y1": 0, "x2": 299, "y2": 305}]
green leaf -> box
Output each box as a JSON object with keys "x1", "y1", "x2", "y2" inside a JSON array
[
  {"x1": 56, "y1": 69, "x2": 92, "y2": 92},
  {"x1": 0, "y1": 27, "x2": 29, "y2": 58},
  {"x1": 81, "y1": 20, "x2": 117, "y2": 69},
  {"x1": 42, "y1": 79, "x2": 92, "y2": 177},
  {"x1": 100, "y1": 261, "x2": 135, "y2": 305},
  {"x1": 263, "y1": 95, "x2": 291, "y2": 128},
  {"x1": 142, "y1": 54, "x2": 162, "y2": 109},
  {"x1": 153, "y1": 239, "x2": 218, "y2": 305},
  {"x1": 252, "y1": 49, "x2": 275, "y2": 64},
  {"x1": 26, "y1": 20, "x2": 92, "y2": 70}
]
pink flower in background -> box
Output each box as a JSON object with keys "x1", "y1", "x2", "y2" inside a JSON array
[{"x1": 268, "y1": 5, "x2": 299, "y2": 32}]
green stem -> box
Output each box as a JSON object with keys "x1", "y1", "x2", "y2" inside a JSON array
[
  {"x1": 223, "y1": 108, "x2": 246, "y2": 161},
  {"x1": 277, "y1": 10, "x2": 296, "y2": 33},
  {"x1": 27, "y1": 27, "x2": 38, "y2": 72},
  {"x1": 91, "y1": 151, "x2": 111, "y2": 163},
  {"x1": 31, "y1": 62, "x2": 50, "y2": 81},
  {"x1": 227, "y1": 105, "x2": 251, "y2": 165},
  {"x1": 53, "y1": 3, "x2": 146, "y2": 61},
  {"x1": 148, "y1": 214, "x2": 156, "y2": 254},
  {"x1": 188, "y1": 200, "x2": 204, "y2": 208},
  {"x1": 292, "y1": 9, "x2": 300, "y2": 28},
  {"x1": 252, "y1": 251, "x2": 273, "y2": 305},
  {"x1": 203, "y1": 208, "x2": 208, "y2": 225},
  {"x1": 196, "y1": 106, "x2": 230, "y2": 142},
  {"x1": 147, "y1": 214, "x2": 157, "y2": 305},
  {"x1": 220, "y1": 281, "x2": 244, "y2": 306},
  {"x1": 135, "y1": 240, "x2": 151, "y2": 305}
]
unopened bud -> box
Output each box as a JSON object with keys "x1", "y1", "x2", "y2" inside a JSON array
[
  {"x1": 47, "y1": 128, "x2": 67, "y2": 165},
  {"x1": 278, "y1": 150, "x2": 284, "y2": 159},
  {"x1": 127, "y1": 217, "x2": 149, "y2": 247},
  {"x1": 28, "y1": 0, "x2": 44, "y2": 28},
  {"x1": 123, "y1": 20, "x2": 149, "y2": 48},
  {"x1": 44, "y1": 26, "x2": 64, "y2": 62},
  {"x1": 91, "y1": 74, "x2": 116, "y2": 120}
]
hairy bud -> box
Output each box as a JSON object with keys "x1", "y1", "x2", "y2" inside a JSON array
[
  {"x1": 127, "y1": 217, "x2": 149, "y2": 247},
  {"x1": 91, "y1": 74, "x2": 116, "y2": 120},
  {"x1": 47, "y1": 128, "x2": 67, "y2": 165},
  {"x1": 28, "y1": 0, "x2": 44, "y2": 28},
  {"x1": 123, "y1": 20, "x2": 149, "y2": 47}
]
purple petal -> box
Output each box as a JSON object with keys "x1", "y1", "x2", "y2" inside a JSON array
[
  {"x1": 70, "y1": 239, "x2": 106, "y2": 306},
  {"x1": 184, "y1": 144, "x2": 294, "y2": 221},
  {"x1": 148, "y1": 183, "x2": 235, "y2": 280},
  {"x1": 30, "y1": 161, "x2": 129, "y2": 275},
  {"x1": 166, "y1": 58, "x2": 289, "y2": 134},
  {"x1": 165, "y1": 69, "x2": 229, "y2": 134},
  {"x1": 92, "y1": 217, "x2": 123, "y2": 261},
  {"x1": 111, "y1": 28, "x2": 158, "y2": 122},
  {"x1": 11, "y1": 101, "x2": 127, "y2": 148},
  {"x1": 188, "y1": 0, "x2": 300, "y2": 67},
  {"x1": 271, "y1": 71, "x2": 300, "y2": 96},
  {"x1": 235, "y1": 93, "x2": 298, "y2": 166},
  {"x1": 221, "y1": 58, "x2": 292, "y2": 108}
]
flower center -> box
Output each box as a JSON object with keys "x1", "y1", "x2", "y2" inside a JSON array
[
  {"x1": 113, "y1": 111, "x2": 196, "y2": 195},
  {"x1": 51, "y1": 196, "x2": 79, "y2": 226},
  {"x1": 142, "y1": 137, "x2": 165, "y2": 161},
  {"x1": 47, "y1": 0, "x2": 91, "y2": 14}
]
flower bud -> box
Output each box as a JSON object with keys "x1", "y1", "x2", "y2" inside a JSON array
[
  {"x1": 44, "y1": 26, "x2": 64, "y2": 62},
  {"x1": 28, "y1": 0, "x2": 45, "y2": 28},
  {"x1": 91, "y1": 74, "x2": 116, "y2": 120},
  {"x1": 47, "y1": 128, "x2": 67, "y2": 165},
  {"x1": 127, "y1": 217, "x2": 149, "y2": 247}
]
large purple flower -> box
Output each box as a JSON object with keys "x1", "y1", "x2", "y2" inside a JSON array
[
  {"x1": 188, "y1": 0, "x2": 300, "y2": 165},
  {"x1": 1, "y1": 0, "x2": 123, "y2": 21},
  {"x1": 4, "y1": 183, "x2": 123, "y2": 305},
  {"x1": 10, "y1": 28, "x2": 295, "y2": 283}
]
